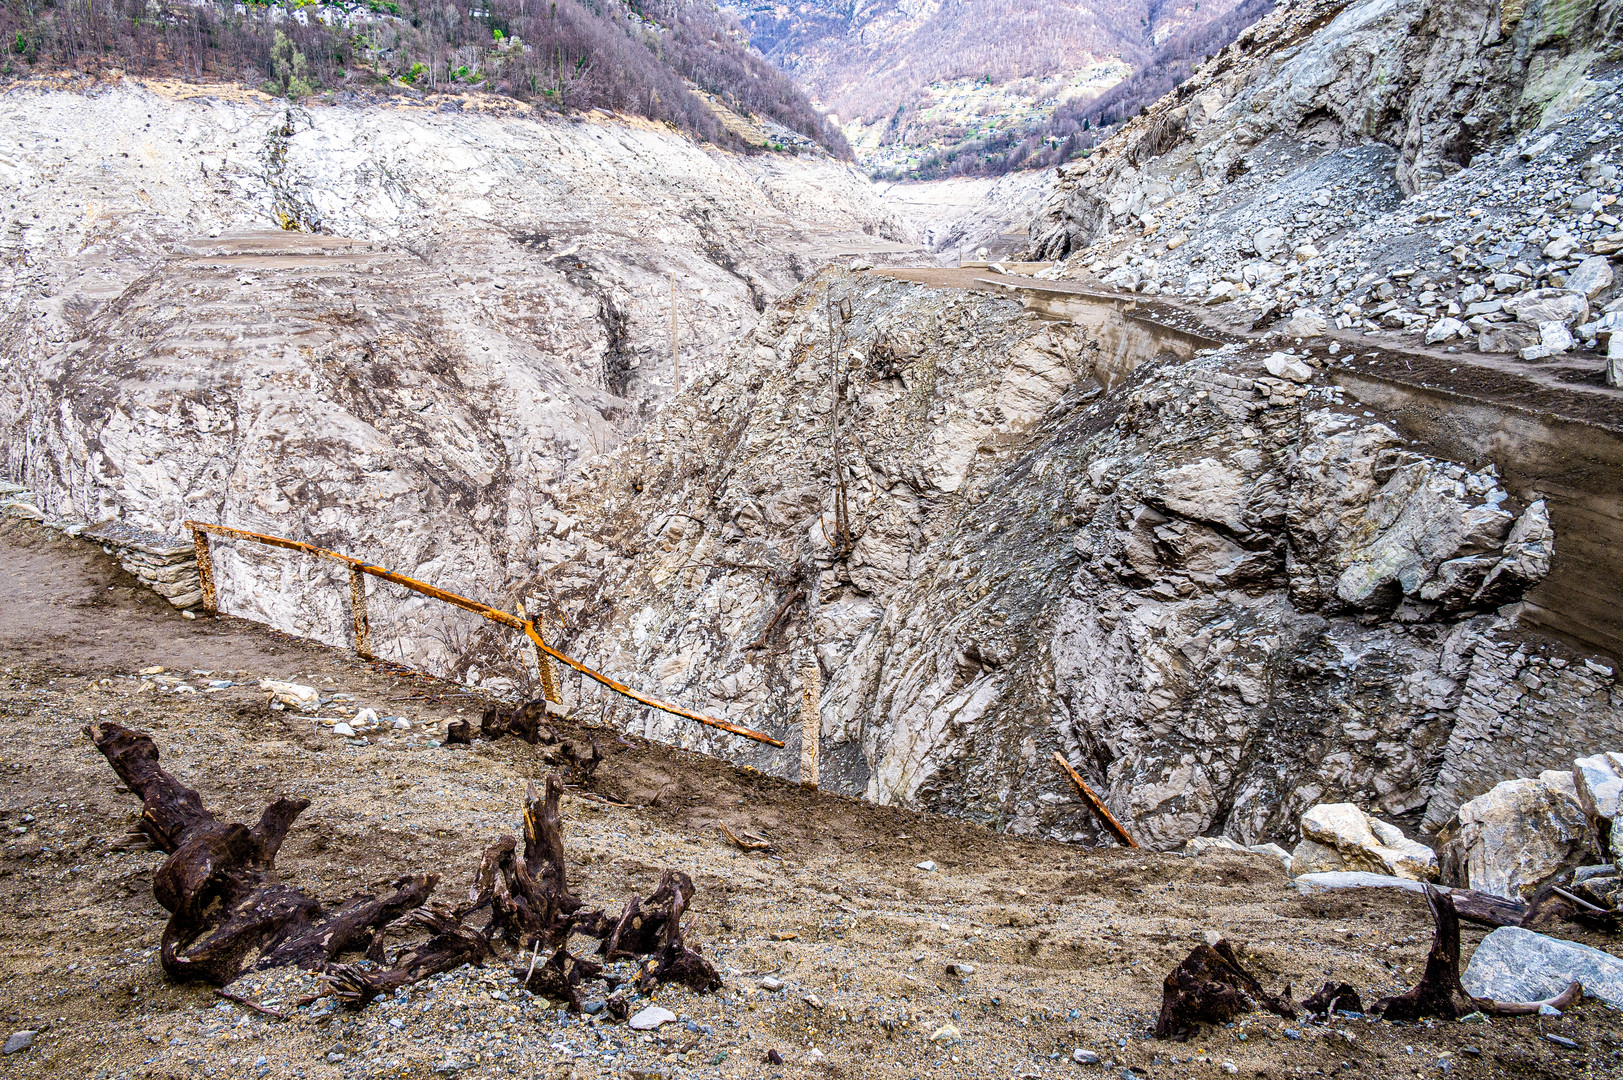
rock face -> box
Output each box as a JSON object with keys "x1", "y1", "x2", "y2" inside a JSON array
[
  {"x1": 1442, "y1": 772, "x2": 1594, "y2": 899},
  {"x1": 0, "y1": 79, "x2": 904, "y2": 672},
  {"x1": 1290, "y1": 804, "x2": 1437, "y2": 881},
  {"x1": 1462, "y1": 925, "x2": 1623, "y2": 1009},
  {"x1": 1027, "y1": 0, "x2": 1623, "y2": 398},
  {"x1": 509, "y1": 270, "x2": 1622, "y2": 849}
]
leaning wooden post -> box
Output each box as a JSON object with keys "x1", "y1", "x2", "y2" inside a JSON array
[
  {"x1": 348, "y1": 565, "x2": 373, "y2": 660},
  {"x1": 190, "y1": 526, "x2": 217, "y2": 614},
  {"x1": 798, "y1": 656, "x2": 820, "y2": 789},
  {"x1": 1053, "y1": 750, "x2": 1138, "y2": 848}
]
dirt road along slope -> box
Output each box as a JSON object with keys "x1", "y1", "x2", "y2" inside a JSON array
[{"x1": 1, "y1": 517, "x2": 1617, "y2": 1078}]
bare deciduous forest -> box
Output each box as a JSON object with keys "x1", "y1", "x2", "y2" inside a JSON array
[{"x1": 0, "y1": 0, "x2": 851, "y2": 155}]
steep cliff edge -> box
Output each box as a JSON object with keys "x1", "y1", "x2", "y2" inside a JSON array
[{"x1": 531, "y1": 269, "x2": 1620, "y2": 849}]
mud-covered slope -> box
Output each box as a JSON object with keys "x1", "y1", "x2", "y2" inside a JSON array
[
  {"x1": 538, "y1": 269, "x2": 1622, "y2": 850},
  {"x1": 0, "y1": 78, "x2": 906, "y2": 660}
]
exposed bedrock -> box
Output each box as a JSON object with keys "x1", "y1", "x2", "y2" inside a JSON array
[
  {"x1": 542, "y1": 271, "x2": 1621, "y2": 850},
  {"x1": 0, "y1": 80, "x2": 904, "y2": 667}
]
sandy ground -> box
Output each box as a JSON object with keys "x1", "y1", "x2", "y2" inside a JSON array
[{"x1": 0, "y1": 517, "x2": 1618, "y2": 1080}]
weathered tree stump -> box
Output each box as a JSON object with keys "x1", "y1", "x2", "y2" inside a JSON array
[{"x1": 1154, "y1": 940, "x2": 1295, "y2": 1040}]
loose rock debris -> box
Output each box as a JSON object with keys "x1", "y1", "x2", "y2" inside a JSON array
[{"x1": 85, "y1": 721, "x2": 718, "y2": 1015}]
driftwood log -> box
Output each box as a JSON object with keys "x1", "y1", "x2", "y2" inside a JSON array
[
  {"x1": 1154, "y1": 940, "x2": 1296, "y2": 1040},
  {"x1": 87, "y1": 721, "x2": 719, "y2": 1012},
  {"x1": 1373, "y1": 884, "x2": 1583, "y2": 1020}
]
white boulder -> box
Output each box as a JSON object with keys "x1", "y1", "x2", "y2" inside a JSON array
[
  {"x1": 1263, "y1": 351, "x2": 1313, "y2": 383},
  {"x1": 1291, "y1": 803, "x2": 1437, "y2": 881}
]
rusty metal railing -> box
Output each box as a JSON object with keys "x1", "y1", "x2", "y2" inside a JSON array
[{"x1": 185, "y1": 521, "x2": 784, "y2": 747}]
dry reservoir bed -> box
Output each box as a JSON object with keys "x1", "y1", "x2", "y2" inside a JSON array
[{"x1": 0, "y1": 518, "x2": 1617, "y2": 1080}]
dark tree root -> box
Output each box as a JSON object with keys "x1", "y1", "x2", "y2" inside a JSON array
[
  {"x1": 88, "y1": 722, "x2": 417, "y2": 986},
  {"x1": 481, "y1": 700, "x2": 559, "y2": 745},
  {"x1": 1301, "y1": 981, "x2": 1363, "y2": 1018},
  {"x1": 1154, "y1": 940, "x2": 1296, "y2": 1040},
  {"x1": 88, "y1": 722, "x2": 722, "y2": 1015},
  {"x1": 445, "y1": 718, "x2": 473, "y2": 745},
  {"x1": 1374, "y1": 884, "x2": 1585, "y2": 1021}
]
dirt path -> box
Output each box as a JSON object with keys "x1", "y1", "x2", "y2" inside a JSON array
[{"x1": 0, "y1": 518, "x2": 1614, "y2": 1079}]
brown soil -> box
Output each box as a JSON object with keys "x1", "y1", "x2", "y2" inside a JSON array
[{"x1": 0, "y1": 517, "x2": 1617, "y2": 1079}]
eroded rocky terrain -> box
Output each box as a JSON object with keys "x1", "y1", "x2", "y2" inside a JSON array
[{"x1": 0, "y1": 76, "x2": 906, "y2": 666}]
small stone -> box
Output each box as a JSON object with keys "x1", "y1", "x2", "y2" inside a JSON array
[
  {"x1": 1202, "y1": 930, "x2": 1223, "y2": 946},
  {"x1": 1073, "y1": 1048, "x2": 1101, "y2": 1064},
  {"x1": 1546, "y1": 1034, "x2": 1580, "y2": 1049},
  {"x1": 803, "y1": 993, "x2": 824, "y2": 1009},
  {"x1": 760, "y1": 976, "x2": 784, "y2": 991},
  {"x1": 331, "y1": 723, "x2": 355, "y2": 738},
  {"x1": 1425, "y1": 317, "x2": 1467, "y2": 344},
  {"x1": 326, "y1": 1052, "x2": 345, "y2": 1064},
  {"x1": 1568, "y1": 255, "x2": 1614, "y2": 299},
  {"x1": 1221, "y1": 1062, "x2": 1238, "y2": 1075},
  {"x1": 929, "y1": 1023, "x2": 961, "y2": 1042},
  {"x1": 915, "y1": 860, "x2": 937, "y2": 872},
  {"x1": 3, "y1": 1031, "x2": 35, "y2": 1055},
  {"x1": 766, "y1": 1048, "x2": 785, "y2": 1065},
  {"x1": 582, "y1": 999, "x2": 607, "y2": 1015},
  {"x1": 1538, "y1": 1003, "x2": 1562, "y2": 1017},
  {"x1": 1542, "y1": 235, "x2": 1578, "y2": 260},
  {"x1": 628, "y1": 1005, "x2": 678, "y2": 1031},
  {"x1": 946, "y1": 962, "x2": 976, "y2": 976}
]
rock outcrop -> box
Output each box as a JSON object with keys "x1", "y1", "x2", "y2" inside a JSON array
[{"x1": 522, "y1": 269, "x2": 1621, "y2": 849}]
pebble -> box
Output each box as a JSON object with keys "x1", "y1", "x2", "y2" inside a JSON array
[
  {"x1": 1073, "y1": 1048, "x2": 1101, "y2": 1064},
  {"x1": 915, "y1": 860, "x2": 937, "y2": 872},
  {"x1": 3, "y1": 1031, "x2": 35, "y2": 1055},
  {"x1": 1221, "y1": 1061, "x2": 1238, "y2": 1074},
  {"x1": 760, "y1": 975, "x2": 784, "y2": 991},
  {"x1": 628, "y1": 1005, "x2": 677, "y2": 1031},
  {"x1": 928, "y1": 1023, "x2": 960, "y2": 1042},
  {"x1": 1546, "y1": 1034, "x2": 1579, "y2": 1049},
  {"x1": 331, "y1": 723, "x2": 356, "y2": 737}
]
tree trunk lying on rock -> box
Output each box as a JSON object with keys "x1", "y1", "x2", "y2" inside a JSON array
[{"x1": 85, "y1": 721, "x2": 719, "y2": 1009}]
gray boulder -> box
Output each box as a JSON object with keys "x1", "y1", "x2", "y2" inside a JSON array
[
  {"x1": 1462, "y1": 926, "x2": 1623, "y2": 1008},
  {"x1": 1573, "y1": 752, "x2": 1623, "y2": 854},
  {"x1": 1567, "y1": 255, "x2": 1615, "y2": 300}
]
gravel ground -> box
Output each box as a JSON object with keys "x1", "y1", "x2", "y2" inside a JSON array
[{"x1": 1, "y1": 517, "x2": 1619, "y2": 1080}]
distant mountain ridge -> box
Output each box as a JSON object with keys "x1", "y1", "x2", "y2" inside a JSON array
[{"x1": 720, "y1": 0, "x2": 1272, "y2": 177}]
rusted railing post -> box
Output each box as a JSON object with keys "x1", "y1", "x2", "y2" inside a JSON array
[
  {"x1": 798, "y1": 656, "x2": 820, "y2": 789},
  {"x1": 349, "y1": 565, "x2": 373, "y2": 660},
  {"x1": 191, "y1": 527, "x2": 217, "y2": 614}
]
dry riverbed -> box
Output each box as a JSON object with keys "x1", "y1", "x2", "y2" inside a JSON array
[{"x1": 0, "y1": 518, "x2": 1617, "y2": 1080}]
